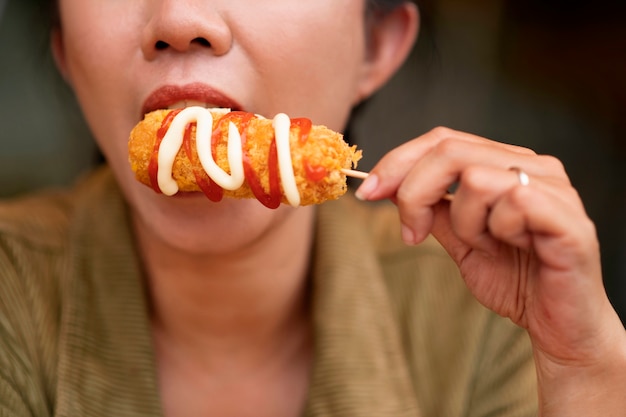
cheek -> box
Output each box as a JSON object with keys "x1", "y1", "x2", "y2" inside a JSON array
[
  {"x1": 57, "y1": 1, "x2": 141, "y2": 161},
  {"x1": 59, "y1": 3, "x2": 135, "y2": 104},
  {"x1": 237, "y1": 2, "x2": 367, "y2": 130}
]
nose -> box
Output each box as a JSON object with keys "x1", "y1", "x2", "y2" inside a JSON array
[{"x1": 142, "y1": 1, "x2": 233, "y2": 59}]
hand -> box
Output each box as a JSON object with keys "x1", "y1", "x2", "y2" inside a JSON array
[{"x1": 356, "y1": 127, "x2": 626, "y2": 414}]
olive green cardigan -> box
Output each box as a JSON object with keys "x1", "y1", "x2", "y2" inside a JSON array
[{"x1": 0, "y1": 167, "x2": 537, "y2": 416}]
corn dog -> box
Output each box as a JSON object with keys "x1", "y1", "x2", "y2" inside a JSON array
[{"x1": 128, "y1": 107, "x2": 362, "y2": 208}]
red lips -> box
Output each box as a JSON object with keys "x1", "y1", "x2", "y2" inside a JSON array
[{"x1": 141, "y1": 82, "x2": 243, "y2": 117}]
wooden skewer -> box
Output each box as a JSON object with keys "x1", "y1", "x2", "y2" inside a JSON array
[
  {"x1": 340, "y1": 168, "x2": 454, "y2": 202},
  {"x1": 340, "y1": 168, "x2": 370, "y2": 180}
]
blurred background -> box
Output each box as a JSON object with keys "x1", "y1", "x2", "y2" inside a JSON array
[
  {"x1": 1, "y1": 0, "x2": 625, "y2": 319},
  {"x1": 0, "y1": 0, "x2": 96, "y2": 196},
  {"x1": 350, "y1": 0, "x2": 626, "y2": 322}
]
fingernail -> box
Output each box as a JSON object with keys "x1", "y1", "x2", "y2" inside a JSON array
[
  {"x1": 355, "y1": 174, "x2": 379, "y2": 201},
  {"x1": 401, "y1": 223, "x2": 417, "y2": 245}
]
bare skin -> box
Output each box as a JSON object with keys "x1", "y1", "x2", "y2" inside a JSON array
[{"x1": 134, "y1": 205, "x2": 316, "y2": 417}]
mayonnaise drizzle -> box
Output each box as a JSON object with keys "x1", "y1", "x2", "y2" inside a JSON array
[
  {"x1": 273, "y1": 113, "x2": 300, "y2": 207},
  {"x1": 157, "y1": 106, "x2": 301, "y2": 207}
]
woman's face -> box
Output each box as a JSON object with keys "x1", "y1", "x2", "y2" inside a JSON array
[{"x1": 53, "y1": 0, "x2": 400, "y2": 252}]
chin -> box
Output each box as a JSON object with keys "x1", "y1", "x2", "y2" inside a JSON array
[{"x1": 130, "y1": 187, "x2": 296, "y2": 255}]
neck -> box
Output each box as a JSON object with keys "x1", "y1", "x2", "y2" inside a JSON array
[{"x1": 133, "y1": 205, "x2": 316, "y2": 371}]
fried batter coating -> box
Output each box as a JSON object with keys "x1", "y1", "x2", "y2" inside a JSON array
[{"x1": 128, "y1": 109, "x2": 362, "y2": 206}]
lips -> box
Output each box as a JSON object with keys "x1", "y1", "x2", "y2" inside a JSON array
[{"x1": 141, "y1": 83, "x2": 243, "y2": 118}]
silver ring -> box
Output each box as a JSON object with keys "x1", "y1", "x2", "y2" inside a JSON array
[{"x1": 509, "y1": 167, "x2": 530, "y2": 186}]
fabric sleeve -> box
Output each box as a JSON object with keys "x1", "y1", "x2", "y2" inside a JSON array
[
  {"x1": 0, "y1": 373, "x2": 35, "y2": 417},
  {"x1": 466, "y1": 313, "x2": 538, "y2": 417},
  {"x1": 0, "y1": 238, "x2": 56, "y2": 417},
  {"x1": 370, "y1": 218, "x2": 539, "y2": 417}
]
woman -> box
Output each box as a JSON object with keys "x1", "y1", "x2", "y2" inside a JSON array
[{"x1": 0, "y1": 0, "x2": 624, "y2": 416}]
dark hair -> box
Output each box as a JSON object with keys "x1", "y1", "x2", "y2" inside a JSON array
[{"x1": 35, "y1": 0, "x2": 59, "y2": 29}]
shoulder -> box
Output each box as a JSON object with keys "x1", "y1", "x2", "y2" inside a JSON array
[
  {"x1": 0, "y1": 167, "x2": 116, "y2": 263},
  {"x1": 324, "y1": 193, "x2": 481, "y2": 345},
  {"x1": 333, "y1": 194, "x2": 536, "y2": 415},
  {"x1": 336, "y1": 193, "x2": 457, "y2": 280},
  {"x1": 0, "y1": 167, "x2": 129, "y2": 413},
  {"x1": 0, "y1": 188, "x2": 74, "y2": 249},
  {"x1": 0, "y1": 184, "x2": 79, "y2": 322},
  {"x1": 0, "y1": 188, "x2": 77, "y2": 413},
  {"x1": 0, "y1": 168, "x2": 118, "y2": 316},
  {"x1": 0, "y1": 170, "x2": 110, "y2": 412},
  {"x1": 338, "y1": 192, "x2": 527, "y2": 331},
  {"x1": 0, "y1": 182, "x2": 80, "y2": 309},
  {"x1": 331, "y1": 194, "x2": 476, "y2": 326}
]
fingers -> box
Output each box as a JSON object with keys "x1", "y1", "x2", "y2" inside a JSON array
[
  {"x1": 452, "y1": 164, "x2": 585, "y2": 251},
  {"x1": 487, "y1": 181, "x2": 599, "y2": 272},
  {"x1": 356, "y1": 126, "x2": 539, "y2": 203},
  {"x1": 448, "y1": 165, "x2": 522, "y2": 254},
  {"x1": 356, "y1": 127, "x2": 587, "y2": 258}
]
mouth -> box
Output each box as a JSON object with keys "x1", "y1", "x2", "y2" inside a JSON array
[{"x1": 141, "y1": 83, "x2": 243, "y2": 119}]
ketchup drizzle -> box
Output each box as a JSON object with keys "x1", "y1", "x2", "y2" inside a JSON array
[
  {"x1": 292, "y1": 117, "x2": 325, "y2": 182},
  {"x1": 291, "y1": 118, "x2": 312, "y2": 144},
  {"x1": 303, "y1": 158, "x2": 328, "y2": 182},
  {"x1": 182, "y1": 123, "x2": 224, "y2": 202},
  {"x1": 236, "y1": 113, "x2": 282, "y2": 209}
]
